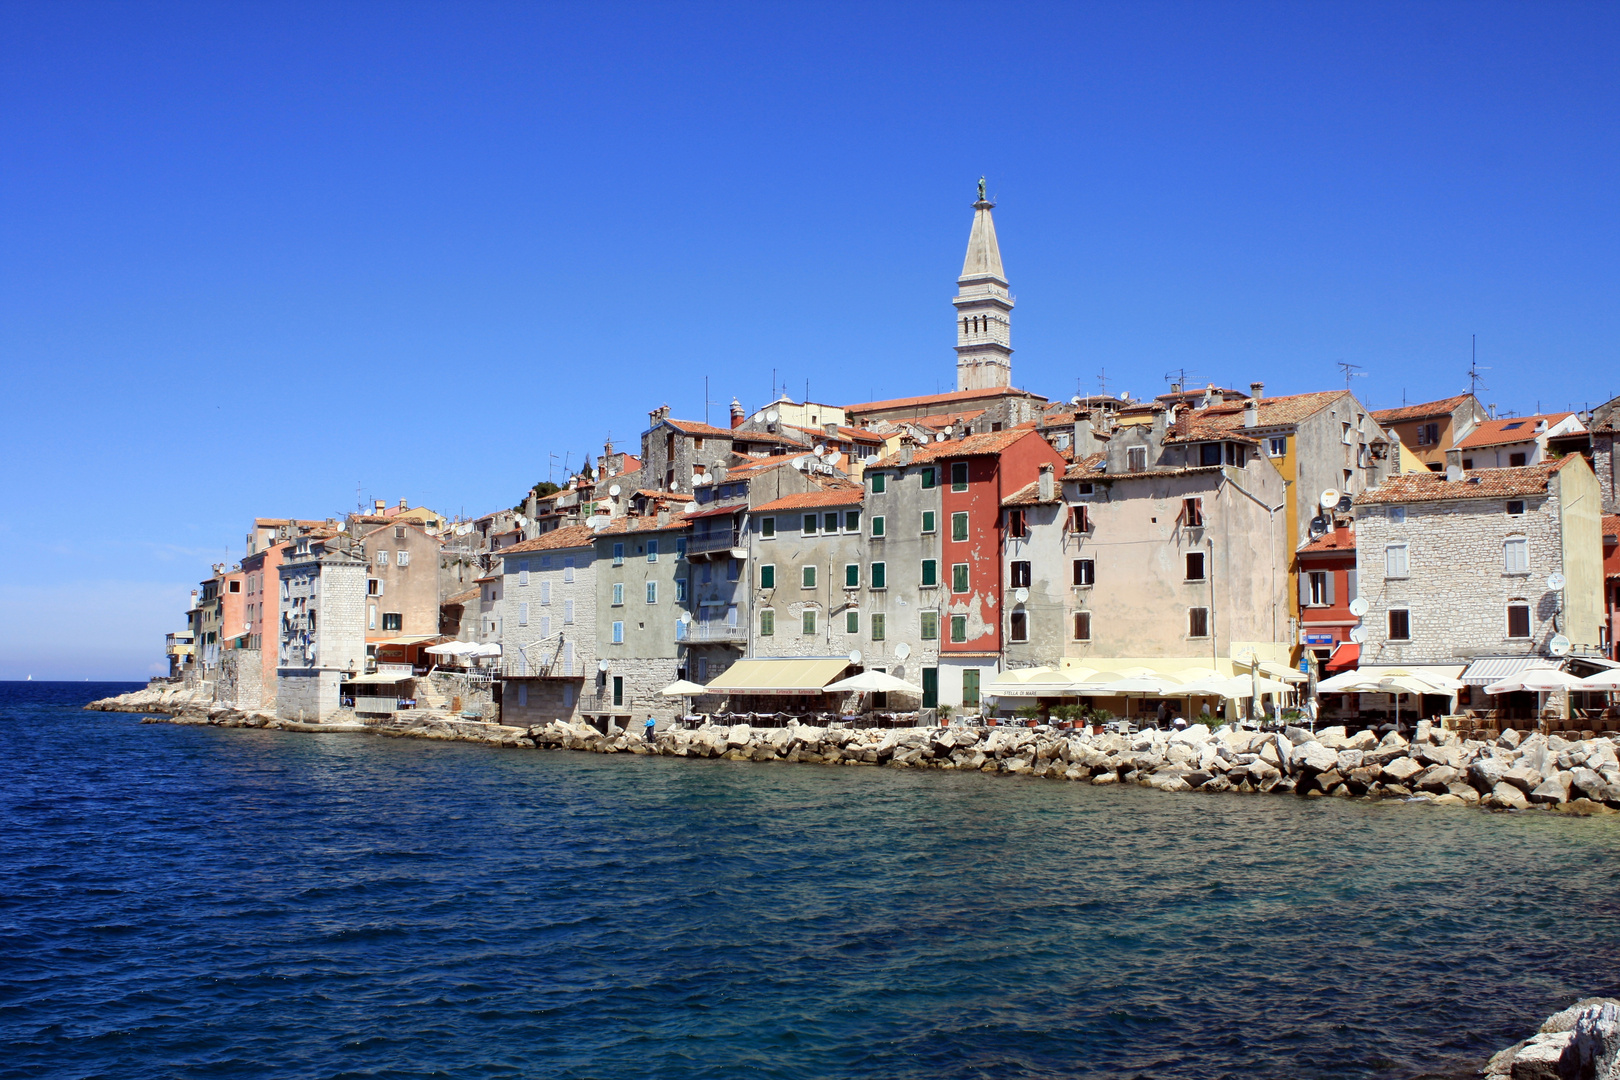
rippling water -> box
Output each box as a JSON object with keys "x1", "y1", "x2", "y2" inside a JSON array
[{"x1": 4, "y1": 681, "x2": 1620, "y2": 1079}]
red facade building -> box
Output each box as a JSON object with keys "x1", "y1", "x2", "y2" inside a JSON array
[{"x1": 1295, "y1": 526, "x2": 1359, "y2": 674}]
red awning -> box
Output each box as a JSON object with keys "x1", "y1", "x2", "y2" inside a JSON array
[{"x1": 1324, "y1": 643, "x2": 1360, "y2": 672}]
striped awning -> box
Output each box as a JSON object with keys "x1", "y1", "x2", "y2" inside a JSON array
[{"x1": 1460, "y1": 657, "x2": 1559, "y2": 686}]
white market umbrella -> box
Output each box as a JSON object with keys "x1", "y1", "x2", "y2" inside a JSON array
[
  {"x1": 465, "y1": 642, "x2": 502, "y2": 658},
  {"x1": 660, "y1": 679, "x2": 709, "y2": 696},
  {"x1": 1577, "y1": 669, "x2": 1620, "y2": 690},
  {"x1": 424, "y1": 641, "x2": 475, "y2": 656},
  {"x1": 824, "y1": 671, "x2": 924, "y2": 695}
]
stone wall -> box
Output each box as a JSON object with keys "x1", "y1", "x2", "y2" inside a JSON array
[
  {"x1": 500, "y1": 677, "x2": 586, "y2": 726},
  {"x1": 276, "y1": 668, "x2": 340, "y2": 721},
  {"x1": 218, "y1": 649, "x2": 264, "y2": 709}
]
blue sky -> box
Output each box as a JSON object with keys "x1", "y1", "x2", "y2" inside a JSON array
[{"x1": 2, "y1": 1, "x2": 1616, "y2": 679}]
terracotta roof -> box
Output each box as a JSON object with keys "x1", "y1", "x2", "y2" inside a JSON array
[
  {"x1": 910, "y1": 409, "x2": 987, "y2": 430},
  {"x1": 1601, "y1": 514, "x2": 1619, "y2": 544},
  {"x1": 1371, "y1": 395, "x2": 1474, "y2": 424},
  {"x1": 1353, "y1": 458, "x2": 1576, "y2": 505},
  {"x1": 1455, "y1": 413, "x2": 1576, "y2": 450},
  {"x1": 444, "y1": 587, "x2": 480, "y2": 606},
  {"x1": 1001, "y1": 477, "x2": 1063, "y2": 506},
  {"x1": 1062, "y1": 453, "x2": 1108, "y2": 479},
  {"x1": 664, "y1": 418, "x2": 739, "y2": 439},
  {"x1": 684, "y1": 502, "x2": 745, "y2": 519},
  {"x1": 872, "y1": 427, "x2": 1037, "y2": 468},
  {"x1": 1298, "y1": 527, "x2": 1356, "y2": 554},
  {"x1": 1190, "y1": 391, "x2": 1352, "y2": 433},
  {"x1": 1162, "y1": 419, "x2": 1261, "y2": 447},
  {"x1": 724, "y1": 452, "x2": 839, "y2": 480},
  {"x1": 595, "y1": 514, "x2": 692, "y2": 535},
  {"x1": 753, "y1": 489, "x2": 865, "y2": 513},
  {"x1": 785, "y1": 423, "x2": 885, "y2": 445},
  {"x1": 844, "y1": 386, "x2": 1044, "y2": 413},
  {"x1": 498, "y1": 523, "x2": 598, "y2": 554}
]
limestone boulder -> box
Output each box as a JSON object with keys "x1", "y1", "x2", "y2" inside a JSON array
[
  {"x1": 1501, "y1": 765, "x2": 1545, "y2": 794},
  {"x1": 1380, "y1": 756, "x2": 1423, "y2": 785},
  {"x1": 726, "y1": 723, "x2": 753, "y2": 748},
  {"x1": 1491, "y1": 782, "x2": 1530, "y2": 810},
  {"x1": 1509, "y1": 1029, "x2": 1575, "y2": 1080},
  {"x1": 1295, "y1": 742, "x2": 1339, "y2": 775},
  {"x1": 1336, "y1": 749, "x2": 1365, "y2": 774},
  {"x1": 1528, "y1": 772, "x2": 1573, "y2": 805},
  {"x1": 1343, "y1": 729, "x2": 1378, "y2": 751},
  {"x1": 1498, "y1": 727, "x2": 1522, "y2": 749},
  {"x1": 1415, "y1": 765, "x2": 1461, "y2": 793}
]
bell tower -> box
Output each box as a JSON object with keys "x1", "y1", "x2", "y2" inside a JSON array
[{"x1": 953, "y1": 178, "x2": 1013, "y2": 391}]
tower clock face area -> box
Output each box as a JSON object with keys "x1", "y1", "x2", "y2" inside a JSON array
[{"x1": 953, "y1": 190, "x2": 1014, "y2": 392}]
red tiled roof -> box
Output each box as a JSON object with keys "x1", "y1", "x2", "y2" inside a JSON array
[
  {"x1": 1163, "y1": 419, "x2": 1261, "y2": 447},
  {"x1": 1001, "y1": 476, "x2": 1063, "y2": 506},
  {"x1": 785, "y1": 423, "x2": 885, "y2": 445},
  {"x1": 683, "y1": 502, "x2": 744, "y2": 519},
  {"x1": 909, "y1": 409, "x2": 987, "y2": 430},
  {"x1": 665, "y1": 418, "x2": 739, "y2": 439},
  {"x1": 444, "y1": 587, "x2": 480, "y2": 606},
  {"x1": 752, "y1": 489, "x2": 866, "y2": 513},
  {"x1": 596, "y1": 514, "x2": 692, "y2": 535},
  {"x1": 1062, "y1": 452, "x2": 1107, "y2": 479},
  {"x1": 1602, "y1": 514, "x2": 1619, "y2": 543},
  {"x1": 872, "y1": 427, "x2": 1038, "y2": 468},
  {"x1": 498, "y1": 523, "x2": 599, "y2": 554},
  {"x1": 725, "y1": 452, "x2": 814, "y2": 479},
  {"x1": 1455, "y1": 413, "x2": 1576, "y2": 450},
  {"x1": 1190, "y1": 391, "x2": 1351, "y2": 432},
  {"x1": 1298, "y1": 527, "x2": 1356, "y2": 554},
  {"x1": 1353, "y1": 458, "x2": 1577, "y2": 505},
  {"x1": 844, "y1": 386, "x2": 1045, "y2": 413},
  {"x1": 1371, "y1": 394, "x2": 1475, "y2": 424}
]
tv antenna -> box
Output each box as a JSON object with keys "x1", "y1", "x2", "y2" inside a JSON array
[
  {"x1": 1337, "y1": 360, "x2": 1367, "y2": 391},
  {"x1": 1097, "y1": 368, "x2": 1110, "y2": 399},
  {"x1": 1163, "y1": 367, "x2": 1195, "y2": 391},
  {"x1": 1467, "y1": 334, "x2": 1490, "y2": 397}
]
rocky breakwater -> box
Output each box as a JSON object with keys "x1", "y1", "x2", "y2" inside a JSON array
[
  {"x1": 1484, "y1": 999, "x2": 1620, "y2": 1079},
  {"x1": 512, "y1": 718, "x2": 1620, "y2": 814}
]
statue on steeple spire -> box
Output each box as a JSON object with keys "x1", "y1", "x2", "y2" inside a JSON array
[{"x1": 977, "y1": 175, "x2": 987, "y2": 202}]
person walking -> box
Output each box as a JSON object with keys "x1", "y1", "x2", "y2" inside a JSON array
[{"x1": 644, "y1": 715, "x2": 658, "y2": 742}]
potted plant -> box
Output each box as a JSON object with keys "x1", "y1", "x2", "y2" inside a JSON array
[{"x1": 936, "y1": 703, "x2": 953, "y2": 727}]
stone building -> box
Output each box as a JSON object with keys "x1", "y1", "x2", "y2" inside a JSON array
[
  {"x1": 357, "y1": 521, "x2": 442, "y2": 641},
  {"x1": 275, "y1": 534, "x2": 368, "y2": 721},
  {"x1": 1001, "y1": 411, "x2": 1290, "y2": 679},
  {"x1": 589, "y1": 514, "x2": 693, "y2": 729},
  {"x1": 746, "y1": 488, "x2": 869, "y2": 664},
  {"x1": 1371, "y1": 394, "x2": 1487, "y2": 474},
  {"x1": 639, "y1": 410, "x2": 742, "y2": 495},
  {"x1": 1351, "y1": 457, "x2": 1605, "y2": 684},
  {"x1": 492, "y1": 523, "x2": 599, "y2": 726}
]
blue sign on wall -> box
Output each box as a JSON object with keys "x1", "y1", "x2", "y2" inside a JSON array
[{"x1": 1304, "y1": 634, "x2": 1333, "y2": 645}]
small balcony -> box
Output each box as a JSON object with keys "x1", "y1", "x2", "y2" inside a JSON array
[
  {"x1": 687, "y1": 530, "x2": 741, "y2": 559},
  {"x1": 679, "y1": 620, "x2": 748, "y2": 644}
]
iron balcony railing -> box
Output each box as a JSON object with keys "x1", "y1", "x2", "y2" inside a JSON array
[
  {"x1": 686, "y1": 529, "x2": 740, "y2": 556},
  {"x1": 679, "y1": 620, "x2": 747, "y2": 643}
]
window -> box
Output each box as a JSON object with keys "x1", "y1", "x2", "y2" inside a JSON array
[
  {"x1": 921, "y1": 510, "x2": 936, "y2": 534},
  {"x1": 871, "y1": 515, "x2": 886, "y2": 538},
  {"x1": 760, "y1": 609, "x2": 775, "y2": 635},
  {"x1": 1071, "y1": 505, "x2": 1090, "y2": 532},
  {"x1": 845, "y1": 511, "x2": 861, "y2": 533},
  {"x1": 1009, "y1": 610, "x2": 1028, "y2": 642},
  {"x1": 871, "y1": 562, "x2": 886, "y2": 589},
  {"x1": 962, "y1": 669, "x2": 980, "y2": 707},
  {"x1": 869, "y1": 472, "x2": 886, "y2": 494},
  {"x1": 564, "y1": 599, "x2": 574, "y2": 624},
  {"x1": 1127, "y1": 446, "x2": 1148, "y2": 472},
  {"x1": 1268, "y1": 436, "x2": 1286, "y2": 457},
  {"x1": 802, "y1": 609, "x2": 817, "y2": 635},
  {"x1": 228, "y1": 580, "x2": 241, "y2": 593},
  {"x1": 921, "y1": 559, "x2": 937, "y2": 587},
  {"x1": 1509, "y1": 452, "x2": 1528, "y2": 468},
  {"x1": 518, "y1": 601, "x2": 529, "y2": 626},
  {"x1": 870, "y1": 613, "x2": 885, "y2": 640},
  {"x1": 612, "y1": 543, "x2": 624, "y2": 566},
  {"x1": 563, "y1": 557, "x2": 575, "y2": 583},
  {"x1": 1308, "y1": 570, "x2": 1329, "y2": 605},
  {"x1": 1073, "y1": 611, "x2": 1091, "y2": 641},
  {"x1": 1188, "y1": 607, "x2": 1209, "y2": 638},
  {"x1": 951, "y1": 562, "x2": 969, "y2": 593},
  {"x1": 823, "y1": 512, "x2": 840, "y2": 534},
  {"x1": 1385, "y1": 543, "x2": 1409, "y2": 579},
  {"x1": 949, "y1": 614, "x2": 968, "y2": 643},
  {"x1": 397, "y1": 551, "x2": 409, "y2": 567},
  {"x1": 801, "y1": 564, "x2": 818, "y2": 589},
  {"x1": 368, "y1": 578, "x2": 381, "y2": 596},
  {"x1": 647, "y1": 540, "x2": 659, "y2": 562},
  {"x1": 951, "y1": 512, "x2": 969, "y2": 542},
  {"x1": 760, "y1": 564, "x2": 776, "y2": 589},
  {"x1": 1506, "y1": 602, "x2": 1531, "y2": 639},
  {"x1": 612, "y1": 621, "x2": 624, "y2": 644},
  {"x1": 1504, "y1": 538, "x2": 1529, "y2": 573},
  {"x1": 921, "y1": 467, "x2": 937, "y2": 489},
  {"x1": 612, "y1": 583, "x2": 624, "y2": 606},
  {"x1": 1010, "y1": 561, "x2": 1031, "y2": 588},
  {"x1": 382, "y1": 612, "x2": 402, "y2": 632},
  {"x1": 1186, "y1": 552, "x2": 1206, "y2": 582},
  {"x1": 612, "y1": 675, "x2": 624, "y2": 705},
  {"x1": 1183, "y1": 498, "x2": 1203, "y2": 528},
  {"x1": 676, "y1": 538, "x2": 686, "y2": 557},
  {"x1": 376, "y1": 549, "x2": 389, "y2": 568},
  {"x1": 1342, "y1": 421, "x2": 1353, "y2": 445},
  {"x1": 541, "y1": 582, "x2": 551, "y2": 605},
  {"x1": 1073, "y1": 559, "x2": 1095, "y2": 586},
  {"x1": 1417, "y1": 423, "x2": 1440, "y2": 446},
  {"x1": 727, "y1": 558, "x2": 739, "y2": 582},
  {"x1": 846, "y1": 610, "x2": 860, "y2": 634},
  {"x1": 1387, "y1": 608, "x2": 1411, "y2": 641},
  {"x1": 920, "y1": 611, "x2": 939, "y2": 640},
  {"x1": 518, "y1": 562, "x2": 530, "y2": 586},
  {"x1": 1461, "y1": 458, "x2": 1474, "y2": 470},
  {"x1": 368, "y1": 605, "x2": 377, "y2": 631},
  {"x1": 541, "y1": 616, "x2": 552, "y2": 636},
  {"x1": 1506, "y1": 500, "x2": 1525, "y2": 516},
  {"x1": 1200, "y1": 443, "x2": 1223, "y2": 467},
  {"x1": 1389, "y1": 506, "x2": 1406, "y2": 524},
  {"x1": 676, "y1": 577, "x2": 688, "y2": 603},
  {"x1": 761, "y1": 517, "x2": 776, "y2": 539},
  {"x1": 802, "y1": 514, "x2": 817, "y2": 536},
  {"x1": 541, "y1": 555, "x2": 552, "y2": 569},
  {"x1": 845, "y1": 563, "x2": 860, "y2": 588},
  {"x1": 646, "y1": 581, "x2": 658, "y2": 604}
]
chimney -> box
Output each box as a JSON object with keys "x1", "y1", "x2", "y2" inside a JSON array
[
  {"x1": 730, "y1": 398, "x2": 745, "y2": 429},
  {"x1": 374, "y1": 499, "x2": 386, "y2": 514},
  {"x1": 899, "y1": 437, "x2": 915, "y2": 465},
  {"x1": 398, "y1": 498, "x2": 408, "y2": 510},
  {"x1": 824, "y1": 422, "x2": 839, "y2": 438},
  {"x1": 1250, "y1": 381, "x2": 1265, "y2": 400},
  {"x1": 1150, "y1": 407, "x2": 1168, "y2": 444},
  {"x1": 1244, "y1": 398, "x2": 1259, "y2": 428},
  {"x1": 657, "y1": 508, "x2": 671, "y2": 527},
  {"x1": 1038, "y1": 463, "x2": 1054, "y2": 502},
  {"x1": 1444, "y1": 448, "x2": 1464, "y2": 479},
  {"x1": 649, "y1": 404, "x2": 670, "y2": 427},
  {"x1": 1073, "y1": 417, "x2": 1099, "y2": 455}
]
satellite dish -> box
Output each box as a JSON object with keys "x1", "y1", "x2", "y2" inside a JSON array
[
  {"x1": 1319, "y1": 489, "x2": 1341, "y2": 510},
  {"x1": 609, "y1": 484, "x2": 621, "y2": 497},
  {"x1": 1547, "y1": 572, "x2": 1566, "y2": 591},
  {"x1": 1335, "y1": 494, "x2": 1353, "y2": 512},
  {"x1": 1014, "y1": 587, "x2": 1029, "y2": 604},
  {"x1": 684, "y1": 501, "x2": 699, "y2": 514},
  {"x1": 848, "y1": 649, "x2": 862, "y2": 665},
  {"x1": 934, "y1": 434, "x2": 947, "y2": 443},
  {"x1": 1348, "y1": 597, "x2": 1369, "y2": 618},
  {"x1": 597, "y1": 659, "x2": 610, "y2": 672},
  {"x1": 679, "y1": 612, "x2": 692, "y2": 624},
  {"x1": 864, "y1": 454, "x2": 881, "y2": 465},
  {"x1": 1549, "y1": 635, "x2": 1572, "y2": 656},
  {"x1": 1349, "y1": 626, "x2": 1367, "y2": 644},
  {"x1": 514, "y1": 515, "x2": 528, "y2": 527},
  {"x1": 814, "y1": 444, "x2": 827, "y2": 456},
  {"x1": 894, "y1": 643, "x2": 911, "y2": 661},
  {"x1": 765, "y1": 409, "x2": 780, "y2": 424}
]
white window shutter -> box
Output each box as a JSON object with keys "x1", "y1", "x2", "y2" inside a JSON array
[{"x1": 519, "y1": 602, "x2": 529, "y2": 626}]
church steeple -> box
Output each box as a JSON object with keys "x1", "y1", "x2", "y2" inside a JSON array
[{"x1": 953, "y1": 178, "x2": 1013, "y2": 391}]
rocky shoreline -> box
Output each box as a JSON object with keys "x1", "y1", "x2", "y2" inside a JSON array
[
  {"x1": 1480, "y1": 999, "x2": 1620, "y2": 1079},
  {"x1": 89, "y1": 685, "x2": 1620, "y2": 815}
]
